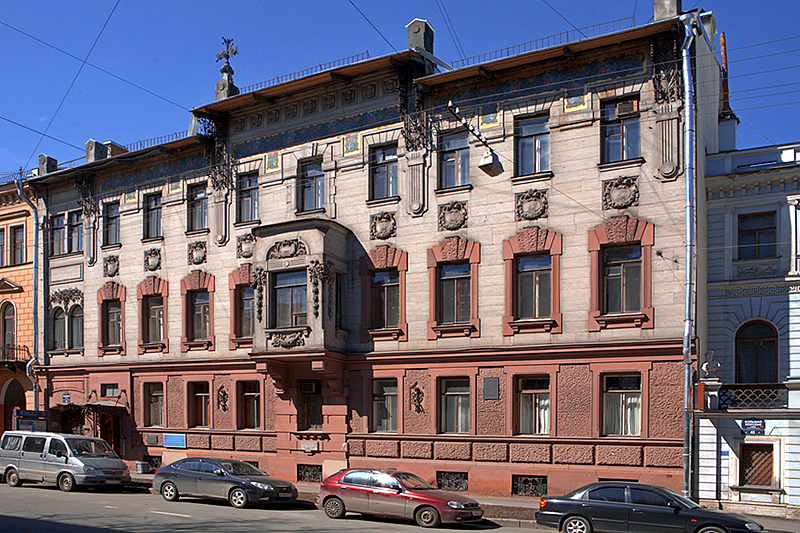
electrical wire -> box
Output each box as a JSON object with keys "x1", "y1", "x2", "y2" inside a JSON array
[
  {"x1": 540, "y1": 0, "x2": 588, "y2": 39},
  {"x1": 0, "y1": 115, "x2": 84, "y2": 152},
  {"x1": 434, "y1": 0, "x2": 466, "y2": 60},
  {"x1": 345, "y1": 0, "x2": 397, "y2": 53}
]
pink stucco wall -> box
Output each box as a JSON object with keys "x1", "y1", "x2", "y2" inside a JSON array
[{"x1": 557, "y1": 365, "x2": 592, "y2": 436}]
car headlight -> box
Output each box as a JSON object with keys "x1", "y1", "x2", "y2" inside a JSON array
[
  {"x1": 84, "y1": 466, "x2": 99, "y2": 474},
  {"x1": 250, "y1": 482, "x2": 274, "y2": 491},
  {"x1": 745, "y1": 523, "x2": 763, "y2": 531},
  {"x1": 448, "y1": 501, "x2": 466, "y2": 509}
]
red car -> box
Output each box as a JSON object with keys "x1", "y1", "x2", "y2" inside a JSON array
[{"x1": 317, "y1": 468, "x2": 484, "y2": 528}]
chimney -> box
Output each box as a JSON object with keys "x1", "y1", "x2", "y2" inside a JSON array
[
  {"x1": 38, "y1": 154, "x2": 58, "y2": 176},
  {"x1": 104, "y1": 140, "x2": 128, "y2": 157},
  {"x1": 86, "y1": 139, "x2": 108, "y2": 163},
  {"x1": 654, "y1": 0, "x2": 682, "y2": 22},
  {"x1": 407, "y1": 19, "x2": 434, "y2": 54}
]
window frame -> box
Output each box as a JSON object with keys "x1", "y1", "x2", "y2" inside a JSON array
[
  {"x1": 10, "y1": 225, "x2": 25, "y2": 265},
  {"x1": 1, "y1": 302, "x2": 15, "y2": 349},
  {"x1": 371, "y1": 378, "x2": 398, "y2": 433},
  {"x1": 229, "y1": 264, "x2": 254, "y2": 349},
  {"x1": 143, "y1": 192, "x2": 163, "y2": 240},
  {"x1": 360, "y1": 245, "x2": 408, "y2": 342},
  {"x1": 369, "y1": 143, "x2": 399, "y2": 200},
  {"x1": 298, "y1": 380, "x2": 323, "y2": 431},
  {"x1": 737, "y1": 211, "x2": 777, "y2": 260},
  {"x1": 514, "y1": 115, "x2": 550, "y2": 177},
  {"x1": 439, "y1": 377, "x2": 471, "y2": 434},
  {"x1": 236, "y1": 172, "x2": 259, "y2": 224},
  {"x1": 238, "y1": 381, "x2": 261, "y2": 430},
  {"x1": 503, "y1": 227, "x2": 562, "y2": 335},
  {"x1": 98, "y1": 281, "x2": 126, "y2": 356},
  {"x1": 600, "y1": 97, "x2": 640, "y2": 164},
  {"x1": 180, "y1": 270, "x2": 215, "y2": 352},
  {"x1": 271, "y1": 270, "x2": 308, "y2": 329},
  {"x1": 188, "y1": 381, "x2": 210, "y2": 428},
  {"x1": 735, "y1": 320, "x2": 778, "y2": 384},
  {"x1": 602, "y1": 244, "x2": 642, "y2": 315},
  {"x1": 588, "y1": 216, "x2": 654, "y2": 331},
  {"x1": 49, "y1": 210, "x2": 81, "y2": 257},
  {"x1": 137, "y1": 275, "x2": 169, "y2": 354},
  {"x1": 187, "y1": 182, "x2": 209, "y2": 232},
  {"x1": 144, "y1": 382, "x2": 164, "y2": 427},
  {"x1": 427, "y1": 237, "x2": 480, "y2": 339},
  {"x1": 437, "y1": 131, "x2": 470, "y2": 190},
  {"x1": 297, "y1": 159, "x2": 325, "y2": 213},
  {"x1": 516, "y1": 376, "x2": 551, "y2": 436},
  {"x1": 103, "y1": 201, "x2": 120, "y2": 247},
  {"x1": 601, "y1": 374, "x2": 642, "y2": 437}
]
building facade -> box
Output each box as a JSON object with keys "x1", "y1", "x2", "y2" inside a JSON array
[
  {"x1": 698, "y1": 143, "x2": 800, "y2": 518},
  {"x1": 31, "y1": 1, "x2": 723, "y2": 497}
]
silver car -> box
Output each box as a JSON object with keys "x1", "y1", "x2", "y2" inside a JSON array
[
  {"x1": 153, "y1": 457, "x2": 297, "y2": 508},
  {"x1": 0, "y1": 431, "x2": 130, "y2": 491}
]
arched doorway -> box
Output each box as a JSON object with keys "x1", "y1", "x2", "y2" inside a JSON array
[{"x1": 2, "y1": 379, "x2": 26, "y2": 432}]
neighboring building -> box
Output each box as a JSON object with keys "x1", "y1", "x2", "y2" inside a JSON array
[
  {"x1": 0, "y1": 174, "x2": 37, "y2": 433},
  {"x1": 699, "y1": 143, "x2": 800, "y2": 518},
  {"x1": 30, "y1": 0, "x2": 724, "y2": 497}
]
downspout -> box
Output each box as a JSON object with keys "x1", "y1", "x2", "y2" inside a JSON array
[
  {"x1": 15, "y1": 180, "x2": 39, "y2": 411},
  {"x1": 680, "y1": 13, "x2": 696, "y2": 500}
]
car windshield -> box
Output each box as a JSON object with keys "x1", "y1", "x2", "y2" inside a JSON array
[
  {"x1": 393, "y1": 472, "x2": 434, "y2": 490},
  {"x1": 65, "y1": 438, "x2": 117, "y2": 457},
  {"x1": 660, "y1": 487, "x2": 700, "y2": 508},
  {"x1": 219, "y1": 461, "x2": 267, "y2": 477}
]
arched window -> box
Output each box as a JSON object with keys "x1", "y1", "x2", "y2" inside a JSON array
[
  {"x1": 69, "y1": 305, "x2": 83, "y2": 349},
  {"x1": 53, "y1": 309, "x2": 66, "y2": 350},
  {"x1": 736, "y1": 321, "x2": 778, "y2": 383},
  {"x1": 1, "y1": 303, "x2": 15, "y2": 347}
]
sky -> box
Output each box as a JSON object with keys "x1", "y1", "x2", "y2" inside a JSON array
[{"x1": 2, "y1": 0, "x2": 799, "y2": 178}]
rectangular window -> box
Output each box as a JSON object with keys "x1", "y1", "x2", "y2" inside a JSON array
[
  {"x1": 67, "y1": 211, "x2": 83, "y2": 252},
  {"x1": 603, "y1": 245, "x2": 641, "y2": 314},
  {"x1": 738, "y1": 212, "x2": 776, "y2": 260},
  {"x1": 51, "y1": 214, "x2": 65, "y2": 256},
  {"x1": 239, "y1": 381, "x2": 260, "y2": 429},
  {"x1": 101, "y1": 383, "x2": 119, "y2": 397},
  {"x1": 371, "y1": 270, "x2": 399, "y2": 329},
  {"x1": 740, "y1": 443, "x2": 773, "y2": 487},
  {"x1": 298, "y1": 160, "x2": 325, "y2": 212},
  {"x1": 372, "y1": 379, "x2": 398, "y2": 432},
  {"x1": 238, "y1": 286, "x2": 254, "y2": 338},
  {"x1": 601, "y1": 98, "x2": 640, "y2": 163},
  {"x1": 370, "y1": 144, "x2": 398, "y2": 200},
  {"x1": 517, "y1": 255, "x2": 551, "y2": 319},
  {"x1": 440, "y1": 263, "x2": 471, "y2": 324},
  {"x1": 518, "y1": 377, "x2": 550, "y2": 435},
  {"x1": 188, "y1": 183, "x2": 208, "y2": 231},
  {"x1": 439, "y1": 132, "x2": 470, "y2": 189},
  {"x1": 440, "y1": 378, "x2": 470, "y2": 433},
  {"x1": 69, "y1": 306, "x2": 83, "y2": 349},
  {"x1": 105, "y1": 300, "x2": 122, "y2": 345},
  {"x1": 145, "y1": 383, "x2": 164, "y2": 427},
  {"x1": 103, "y1": 203, "x2": 120, "y2": 246},
  {"x1": 144, "y1": 193, "x2": 162, "y2": 239},
  {"x1": 236, "y1": 173, "x2": 259, "y2": 223},
  {"x1": 53, "y1": 309, "x2": 66, "y2": 350},
  {"x1": 299, "y1": 380, "x2": 322, "y2": 430},
  {"x1": 189, "y1": 382, "x2": 210, "y2": 427},
  {"x1": 273, "y1": 271, "x2": 307, "y2": 328},
  {"x1": 146, "y1": 296, "x2": 164, "y2": 343},
  {"x1": 602, "y1": 375, "x2": 641, "y2": 436},
  {"x1": 11, "y1": 226, "x2": 24, "y2": 265},
  {"x1": 191, "y1": 292, "x2": 210, "y2": 340},
  {"x1": 515, "y1": 116, "x2": 550, "y2": 175},
  {"x1": 0, "y1": 229, "x2": 5, "y2": 267}
]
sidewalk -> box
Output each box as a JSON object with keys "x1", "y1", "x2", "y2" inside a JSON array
[{"x1": 132, "y1": 474, "x2": 798, "y2": 532}]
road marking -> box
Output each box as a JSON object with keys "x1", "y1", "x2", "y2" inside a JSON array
[
  {"x1": 150, "y1": 511, "x2": 192, "y2": 518},
  {"x1": 104, "y1": 506, "x2": 118, "y2": 509}
]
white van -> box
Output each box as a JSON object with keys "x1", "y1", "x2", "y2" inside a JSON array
[{"x1": 0, "y1": 431, "x2": 130, "y2": 491}]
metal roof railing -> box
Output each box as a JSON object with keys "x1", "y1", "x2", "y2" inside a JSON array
[
  {"x1": 124, "y1": 130, "x2": 190, "y2": 153},
  {"x1": 239, "y1": 51, "x2": 371, "y2": 94},
  {"x1": 451, "y1": 17, "x2": 636, "y2": 69}
]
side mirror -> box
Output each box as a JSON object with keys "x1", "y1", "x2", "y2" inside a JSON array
[
  {"x1": 667, "y1": 501, "x2": 681, "y2": 511},
  {"x1": 55, "y1": 450, "x2": 64, "y2": 458},
  {"x1": 214, "y1": 469, "x2": 225, "y2": 476},
  {"x1": 395, "y1": 486, "x2": 403, "y2": 493}
]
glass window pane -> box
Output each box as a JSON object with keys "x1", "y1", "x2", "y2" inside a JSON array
[
  {"x1": 623, "y1": 120, "x2": 640, "y2": 159},
  {"x1": 624, "y1": 263, "x2": 641, "y2": 311},
  {"x1": 535, "y1": 393, "x2": 550, "y2": 434},
  {"x1": 537, "y1": 271, "x2": 551, "y2": 318},
  {"x1": 536, "y1": 134, "x2": 550, "y2": 172},
  {"x1": 519, "y1": 393, "x2": 533, "y2": 434},
  {"x1": 441, "y1": 279, "x2": 455, "y2": 324}
]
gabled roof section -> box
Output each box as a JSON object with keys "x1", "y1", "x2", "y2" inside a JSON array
[{"x1": 0, "y1": 278, "x2": 24, "y2": 294}]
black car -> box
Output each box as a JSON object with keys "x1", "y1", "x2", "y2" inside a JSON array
[
  {"x1": 152, "y1": 457, "x2": 297, "y2": 508},
  {"x1": 535, "y1": 482, "x2": 767, "y2": 533}
]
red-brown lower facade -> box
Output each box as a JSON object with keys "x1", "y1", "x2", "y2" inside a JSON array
[{"x1": 37, "y1": 340, "x2": 685, "y2": 497}]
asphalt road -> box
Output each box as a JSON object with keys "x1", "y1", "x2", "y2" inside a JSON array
[{"x1": 0, "y1": 482, "x2": 545, "y2": 533}]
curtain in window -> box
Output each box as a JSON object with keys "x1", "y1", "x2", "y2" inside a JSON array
[
  {"x1": 535, "y1": 393, "x2": 550, "y2": 434},
  {"x1": 623, "y1": 392, "x2": 641, "y2": 436}
]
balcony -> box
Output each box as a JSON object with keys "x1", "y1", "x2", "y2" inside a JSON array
[
  {"x1": 0, "y1": 344, "x2": 31, "y2": 363},
  {"x1": 718, "y1": 383, "x2": 788, "y2": 409}
]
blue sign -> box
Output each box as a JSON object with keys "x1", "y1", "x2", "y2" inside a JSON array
[
  {"x1": 163, "y1": 434, "x2": 187, "y2": 449},
  {"x1": 62, "y1": 392, "x2": 71, "y2": 404},
  {"x1": 741, "y1": 418, "x2": 765, "y2": 435}
]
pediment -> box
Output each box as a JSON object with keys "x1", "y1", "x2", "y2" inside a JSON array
[{"x1": 0, "y1": 278, "x2": 23, "y2": 294}]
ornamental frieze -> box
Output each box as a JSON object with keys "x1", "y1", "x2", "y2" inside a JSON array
[
  {"x1": 188, "y1": 242, "x2": 207, "y2": 265},
  {"x1": 103, "y1": 255, "x2": 120, "y2": 277},
  {"x1": 252, "y1": 267, "x2": 266, "y2": 323},
  {"x1": 603, "y1": 176, "x2": 639, "y2": 210},
  {"x1": 308, "y1": 260, "x2": 334, "y2": 318},
  {"x1": 438, "y1": 201, "x2": 468, "y2": 231},
  {"x1": 515, "y1": 189, "x2": 548, "y2": 221},
  {"x1": 267, "y1": 327, "x2": 310, "y2": 348},
  {"x1": 144, "y1": 249, "x2": 161, "y2": 272},
  {"x1": 268, "y1": 239, "x2": 308, "y2": 260},
  {"x1": 370, "y1": 212, "x2": 396, "y2": 240},
  {"x1": 49, "y1": 288, "x2": 83, "y2": 311},
  {"x1": 237, "y1": 233, "x2": 255, "y2": 258}
]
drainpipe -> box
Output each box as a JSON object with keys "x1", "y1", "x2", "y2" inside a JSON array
[
  {"x1": 680, "y1": 13, "x2": 696, "y2": 500},
  {"x1": 15, "y1": 180, "x2": 39, "y2": 411}
]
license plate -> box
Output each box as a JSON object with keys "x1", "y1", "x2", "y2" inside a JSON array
[
  {"x1": 278, "y1": 493, "x2": 291, "y2": 498},
  {"x1": 106, "y1": 480, "x2": 121, "y2": 484},
  {"x1": 472, "y1": 510, "x2": 483, "y2": 517}
]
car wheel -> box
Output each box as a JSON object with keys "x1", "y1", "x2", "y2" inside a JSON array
[
  {"x1": 563, "y1": 515, "x2": 592, "y2": 533},
  {"x1": 323, "y1": 496, "x2": 346, "y2": 519},
  {"x1": 160, "y1": 481, "x2": 179, "y2": 502},
  {"x1": 697, "y1": 528, "x2": 726, "y2": 533},
  {"x1": 58, "y1": 473, "x2": 76, "y2": 492},
  {"x1": 6, "y1": 469, "x2": 22, "y2": 487},
  {"x1": 229, "y1": 487, "x2": 249, "y2": 508},
  {"x1": 415, "y1": 506, "x2": 441, "y2": 528}
]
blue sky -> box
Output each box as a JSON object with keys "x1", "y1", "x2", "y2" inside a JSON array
[{"x1": 2, "y1": 1, "x2": 799, "y2": 176}]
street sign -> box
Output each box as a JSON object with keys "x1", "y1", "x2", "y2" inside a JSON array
[
  {"x1": 163, "y1": 434, "x2": 187, "y2": 448},
  {"x1": 62, "y1": 392, "x2": 71, "y2": 404},
  {"x1": 740, "y1": 418, "x2": 765, "y2": 435}
]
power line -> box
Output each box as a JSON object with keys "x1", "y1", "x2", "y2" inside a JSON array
[
  {"x1": 23, "y1": 0, "x2": 122, "y2": 172},
  {"x1": 345, "y1": 0, "x2": 397, "y2": 53},
  {"x1": 540, "y1": 0, "x2": 587, "y2": 39},
  {"x1": 0, "y1": 115, "x2": 84, "y2": 152},
  {"x1": 0, "y1": 18, "x2": 189, "y2": 113},
  {"x1": 434, "y1": 0, "x2": 466, "y2": 60}
]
